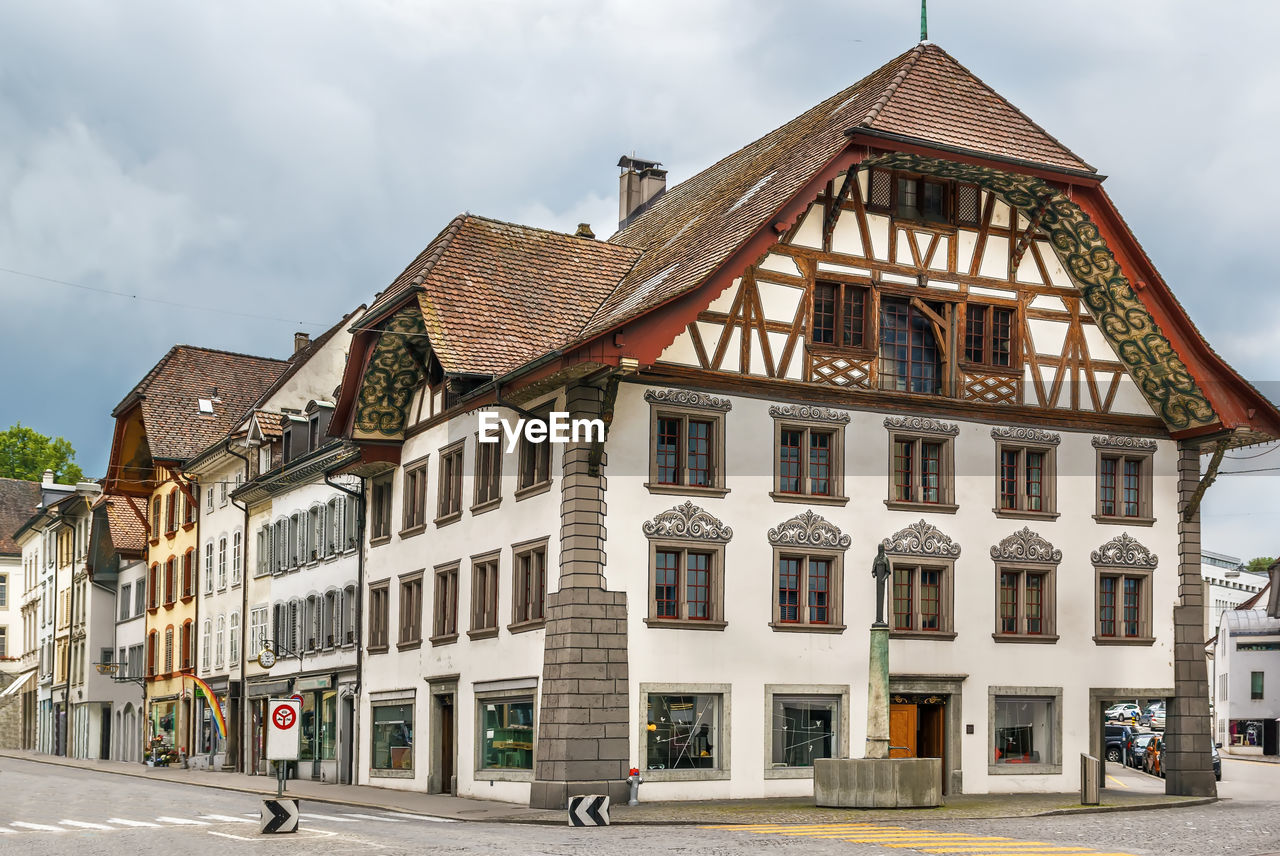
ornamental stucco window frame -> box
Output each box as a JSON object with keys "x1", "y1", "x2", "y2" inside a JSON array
[
  {"x1": 1091, "y1": 533, "x2": 1157, "y2": 646},
  {"x1": 768, "y1": 511, "x2": 850, "y2": 633},
  {"x1": 769, "y1": 405, "x2": 850, "y2": 506},
  {"x1": 644, "y1": 389, "x2": 731, "y2": 498},
  {"x1": 991, "y1": 528, "x2": 1061, "y2": 643},
  {"x1": 884, "y1": 416, "x2": 958, "y2": 513},
  {"x1": 642, "y1": 502, "x2": 732, "y2": 630},
  {"x1": 992, "y1": 427, "x2": 1060, "y2": 520},
  {"x1": 1093, "y1": 436, "x2": 1156, "y2": 526},
  {"x1": 882, "y1": 520, "x2": 960, "y2": 640}
]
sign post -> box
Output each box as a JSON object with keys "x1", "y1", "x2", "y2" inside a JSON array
[{"x1": 261, "y1": 698, "x2": 302, "y2": 834}]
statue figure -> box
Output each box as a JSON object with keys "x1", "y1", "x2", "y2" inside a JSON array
[{"x1": 871, "y1": 544, "x2": 890, "y2": 627}]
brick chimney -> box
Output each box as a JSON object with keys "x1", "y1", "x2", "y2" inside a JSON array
[
  {"x1": 618, "y1": 155, "x2": 666, "y2": 229},
  {"x1": 294, "y1": 332, "x2": 311, "y2": 354}
]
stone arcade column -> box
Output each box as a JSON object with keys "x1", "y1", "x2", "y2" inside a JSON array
[
  {"x1": 529, "y1": 383, "x2": 630, "y2": 809},
  {"x1": 1164, "y1": 442, "x2": 1217, "y2": 797}
]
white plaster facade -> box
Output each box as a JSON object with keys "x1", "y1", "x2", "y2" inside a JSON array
[
  {"x1": 113, "y1": 555, "x2": 147, "y2": 762},
  {"x1": 1201, "y1": 550, "x2": 1267, "y2": 640},
  {"x1": 1212, "y1": 608, "x2": 1280, "y2": 754}
]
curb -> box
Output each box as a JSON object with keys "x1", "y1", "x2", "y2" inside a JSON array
[
  {"x1": 0, "y1": 752, "x2": 528, "y2": 823},
  {"x1": 1037, "y1": 796, "x2": 1217, "y2": 817}
]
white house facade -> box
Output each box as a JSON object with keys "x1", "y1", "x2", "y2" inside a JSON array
[{"x1": 1212, "y1": 608, "x2": 1280, "y2": 756}]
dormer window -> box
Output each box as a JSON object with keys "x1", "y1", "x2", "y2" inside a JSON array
[
  {"x1": 197, "y1": 398, "x2": 215, "y2": 415},
  {"x1": 897, "y1": 176, "x2": 950, "y2": 224}
]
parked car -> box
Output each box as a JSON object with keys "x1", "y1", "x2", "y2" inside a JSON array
[
  {"x1": 1212, "y1": 742, "x2": 1222, "y2": 781},
  {"x1": 1139, "y1": 702, "x2": 1166, "y2": 729},
  {"x1": 1144, "y1": 736, "x2": 1165, "y2": 777},
  {"x1": 1129, "y1": 731, "x2": 1157, "y2": 768},
  {"x1": 1105, "y1": 724, "x2": 1138, "y2": 763},
  {"x1": 1106, "y1": 703, "x2": 1141, "y2": 723}
]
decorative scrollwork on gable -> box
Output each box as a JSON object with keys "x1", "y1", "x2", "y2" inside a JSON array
[
  {"x1": 883, "y1": 415, "x2": 960, "y2": 437},
  {"x1": 991, "y1": 527, "x2": 1062, "y2": 564},
  {"x1": 1092, "y1": 435, "x2": 1159, "y2": 452},
  {"x1": 881, "y1": 520, "x2": 961, "y2": 558},
  {"x1": 353, "y1": 307, "x2": 431, "y2": 438},
  {"x1": 643, "y1": 388, "x2": 732, "y2": 412},
  {"x1": 1091, "y1": 533, "x2": 1158, "y2": 569},
  {"x1": 769, "y1": 404, "x2": 851, "y2": 424},
  {"x1": 642, "y1": 501, "x2": 733, "y2": 543},
  {"x1": 991, "y1": 426, "x2": 1061, "y2": 446},
  {"x1": 864, "y1": 151, "x2": 1217, "y2": 433},
  {"x1": 767, "y1": 511, "x2": 851, "y2": 551}
]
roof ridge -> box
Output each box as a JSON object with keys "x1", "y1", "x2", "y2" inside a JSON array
[
  {"x1": 463, "y1": 213, "x2": 646, "y2": 253},
  {"x1": 860, "y1": 43, "x2": 926, "y2": 128},
  {"x1": 167, "y1": 344, "x2": 289, "y2": 365}
]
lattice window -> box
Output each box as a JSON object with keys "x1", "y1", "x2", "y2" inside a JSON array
[{"x1": 957, "y1": 183, "x2": 981, "y2": 226}]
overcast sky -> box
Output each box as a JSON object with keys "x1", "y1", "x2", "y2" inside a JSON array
[{"x1": 2, "y1": 1, "x2": 1278, "y2": 561}]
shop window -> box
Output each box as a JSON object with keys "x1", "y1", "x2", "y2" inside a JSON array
[
  {"x1": 511, "y1": 542, "x2": 547, "y2": 630},
  {"x1": 768, "y1": 694, "x2": 841, "y2": 771},
  {"x1": 437, "y1": 442, "x2": 464, "y2": 523},
  {"x1": 644, "y1": 691, "x2": 724, "y2": 777},
  {"x1": 370, "y1": 701, "x2": 414, "y2": 774},
  {"x1": 990, "y1": 689, "x2": 1061, "y2": 774},
  {"x1": 478, "y1": 698, "x2": 535, "y2": 772}
]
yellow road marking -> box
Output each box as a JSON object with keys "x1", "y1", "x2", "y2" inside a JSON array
[{"x1": 1105, "y1": 775, "x2": 1129, "y2": 788}]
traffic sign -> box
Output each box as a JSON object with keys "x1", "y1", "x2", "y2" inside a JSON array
[
  {"x1": 266, "y1": 698, "x2": 302, "y2": 761},
  {"x1": 260, "y1": 798, "x2": 299, "y2": 834},
  {"x1": 289, "y1": 693, "x2": 304, "y2": 705}
]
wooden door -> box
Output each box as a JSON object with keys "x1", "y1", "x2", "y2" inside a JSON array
[{"x1": 889, "y1": 703, "x2": 917, "y2": 758}]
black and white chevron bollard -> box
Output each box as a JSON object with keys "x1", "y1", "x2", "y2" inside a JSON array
[
  {"x1": 260, "y1": 798, "x2": 300, "y2": 834},
  {"x1": 567, "y1": 794, "x2": 610, "y2": 827}
]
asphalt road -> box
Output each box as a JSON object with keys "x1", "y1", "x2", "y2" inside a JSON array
[{"x1": 2, "y1": 755, "x2": 1279, "y2": 856}]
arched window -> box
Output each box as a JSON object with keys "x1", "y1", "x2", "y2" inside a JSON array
[
  {"x1": 287, "y1": 600, "x2": 300, "y2": 653},
  {"x1": 229, "y1": 612, "x2": 240, "y2": 665},
  {"x1": 272, "y1": 603, "x2": 286, "y2": 651},
  {"x1": 273, "y1": 519, "x2": 287, "y2": 573},
  {"x1": 288, "y1": 514, "x2": 302, "y2": 568},
  {"x1": 217, "y1": 537, "x2": 228, "y2": 589},
  {"x1": 164, "y1": 558, "x2": 177, "y2": 605},
  {"x1": 326, "y1": 498, "x2": 342, "y2": 556},
  {"x1": 146, "y1": 631, "x2": 158, "y2": 676},
  {"x1": 181, "y1": 620, "x2": 193, "y2": 670},
  {"x1": 231, "y1": 531, "x2": 242, "y2": 585},
  {"x1": 204, "y1": 542, "x2": 215, "y2": 594},
  {"x1": 182, "y1": 549, "x2": 195, "y2": 598},
  {"x1": 163, "y1": 627, "x2": 174, "y2": 674},
  {"x1": 148, "y1": 564, "x2": 159, "y2": 609},
  {"x1": 309, "y1": 505, "x2": 324, "y2": 561},
  {"x1": 214, "y1": 615, "x2": 226, "y2": 668},
  {"x1": 165, "y1": 489, "x2": 178, "y2": 533},
  {"x1": 324, "y1": 590, "x2": 339, "y2": 648},
  {"x1": 201, "y1": 619, "x2": 212, "y2": 670}
]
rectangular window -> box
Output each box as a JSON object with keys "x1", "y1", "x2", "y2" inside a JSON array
[
  {"x1": 811, "y1": 281, "x2": 868, "y2": 349},
  {"x1": 119, "y1": 583, "x2": 131, "y2": 620},
  {"x1": 996, "y1": 444, "x2": 1055, "y2": 514},
  {"x1": 773, "y1": 553, "x2": 842, "y2": 629},
  {"x1": 474, "y1": 438, "x2": 502, "y2": 508},
  {"x1": 218, "y1": 538, "x2": 227, "y2": 589},
  {"x1": 370, "y1": 475, "x2": 393, "y2": 542},
  {"x1": 775, "y1": 424, "x2": 841, "y2": 499},
  {"x1": 889, "y1": 434, "x2": 952, "y2": 507},
  {"x1": 249, "y1": 607, "x2": 268, "y2": 658},
  {"x1": 164, "y1": 559, "x2": 176, "y2": 605},
  {"x1": 398, "y1": 573, "x2": 423, "y2": 647},
  {"x1": 1251, "y1": 671, "x2": 1264, "y2": 700},
  {"x1": 647, "y1": 546, "x2": 723, "y2": 626},
  {"x1": 1097, "y1": 451, "x2": 1152, "y2": 520},
  {"x1": 992, "y1": 694, "x2": 1058, "y2": 770},
  {"x1": 1095, "y1": 570, "x2": 1153, "y2": 643},
  {"x1": 401, "y1": 459, "x2": 428, "y2": 531},
  {"x1": 645, "y1": 693, "x2": 721, "y2": 771},
  {"x1": 137, "y1": 580, "x2": 148, "y2": 615},
  {"x1": 438, "y1": 443, "x2": 464, "y2": 521},
  {"x1": 770, "y1": 695, "x2": 839, "y2": 768},
  {"x1": 650, "y1": 409, "x2": 725, "y2": 493},
  {"x1": 370, "y1": 702, "x2": 414, "y2": 772},
  {"x1": 470, "y1": 558, "x2": 499, "y2": 634},
  {"x1": 232, "y1": 531, "x2": 242, "y2": 585},
  {"x1": 368, "y1": 583, "x2": 390, "y2": 651},
  {"x1": 479, "y1": 698, "x2": 535, "y2": 771},
  {"x1": 517, "y1": 410, "x2": 552, "y2": 492},
  {"x1": 433, "y1": 564, "x2": 459, "y2": 642},
  {"x1": 512, "y1": 544, "x2": 547, "y2": 627},
  {"x1": 996, "y1": 568, "x2": 1055, "y2": 639},
  {"x1": 890, "y1": 564, "x2": 951, "y2": 636},
  {"x1": 964, "y1": 304, "x2": 1014, "y2": 368}
]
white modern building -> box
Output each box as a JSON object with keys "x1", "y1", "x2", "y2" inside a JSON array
[
  {"x1": 1202, "y1": 550, "x2": 1268, "y2": 640},
  {"x1": 1212, "y1": 607, "x2": 1280, "y2": 756}
]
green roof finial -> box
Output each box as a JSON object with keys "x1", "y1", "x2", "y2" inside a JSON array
[{"x1": 920, "y1": 0, "x2": 928, "y2": 42}]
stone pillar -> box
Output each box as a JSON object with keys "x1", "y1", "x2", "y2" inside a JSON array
[
  {"x1": 1165, "y1": 442, "x2": 1217, "y2": 797},
  {"x1": 864, "y1": 626, "x2": 890, "y2": 759},
  {"x1": 529, "y1": 383, "x2": 630, "y2": 809}
]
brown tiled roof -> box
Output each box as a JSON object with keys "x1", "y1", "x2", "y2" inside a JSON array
[
  {"x1": 103, "y1": 495, "x2": 147, "y2": 554},
  {"x1": 585, "y1": 43, "x2": 1091, "y2": 340},
  {"x1": 372, "y1": 215, "x2": 641, "y2": 375},
  {"x1": 113, "y1": 346, "x2": 289, "y2": 463},
  {"x1": 253, "y1": 410, "x2": 286, "y2": 440},
  {"x1": 0, "y1": 478, "x2": 42, "y2": 556}
]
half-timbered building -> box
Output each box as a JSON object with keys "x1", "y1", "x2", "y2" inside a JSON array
[{"x1": 331, "y1": 43, "x2": 1280, "y2": 804}]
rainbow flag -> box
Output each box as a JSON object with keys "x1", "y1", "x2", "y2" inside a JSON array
[{"x1": 185, "y1": 674, "x2": 228, "y2": 739}]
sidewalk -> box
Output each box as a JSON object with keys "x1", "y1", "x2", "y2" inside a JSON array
[{"x1": 1, "y1": 749, "x2": 1214, "y2": 824}]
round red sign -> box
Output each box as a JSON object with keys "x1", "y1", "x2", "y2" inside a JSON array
[{"x1": 272, "y1": 705, "x2": 297, "y2": 730}]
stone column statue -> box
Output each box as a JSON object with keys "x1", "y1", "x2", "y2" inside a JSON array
[{"x1": 865, "y1": 544, "x2": 891, "y2": 759}]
